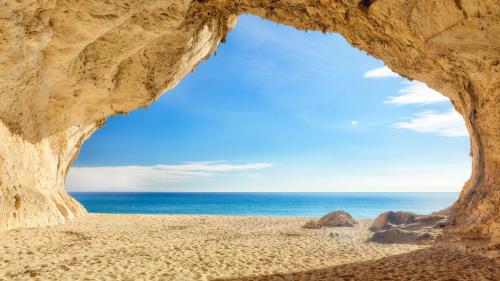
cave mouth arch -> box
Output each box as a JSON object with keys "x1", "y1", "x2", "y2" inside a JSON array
[
  {"x1": 0, "y1": 1, "x2": 498, "y2": 243},
  {"x1": 67, "y1": 14, "x2": 470, "y2": 213}
]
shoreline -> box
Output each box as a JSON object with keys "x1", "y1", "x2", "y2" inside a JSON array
[
  {"x1": 70, "y1": 192, "x2": 459, "y2": 219},
  {"x1": 84, "y1": 212, "x2": 375, "y2": 220}
]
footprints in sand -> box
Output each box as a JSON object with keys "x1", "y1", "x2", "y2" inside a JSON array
[{"x1": 0, "y1": 214, "x2": 424, "y2": 280}]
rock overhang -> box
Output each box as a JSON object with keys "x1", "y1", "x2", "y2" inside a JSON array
[{"x1": 0, "y1": 0, "x2": 498, "y2": 245}]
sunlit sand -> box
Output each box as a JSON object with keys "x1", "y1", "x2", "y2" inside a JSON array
[{"x1": 0, "y1": 214, "x2": 422, "y2": 280}]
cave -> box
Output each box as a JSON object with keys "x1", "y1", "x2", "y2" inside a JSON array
[{"x1": 0, "y1": 0, "x2": 498, "y2": 250}]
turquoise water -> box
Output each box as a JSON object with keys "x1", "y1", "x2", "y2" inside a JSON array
[{"x1": 71, "y1": 192, "x2": 458, "y2": 218}]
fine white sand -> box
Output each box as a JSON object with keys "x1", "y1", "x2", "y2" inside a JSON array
[
  {"x1": 0, "y1": 214, "x2": 419, "y2": 280},
  {"x1": 1, "y1": 214, "x2": 496, "y2": 281}
]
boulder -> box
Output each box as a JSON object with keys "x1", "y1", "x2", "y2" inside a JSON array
[
  {"x1": 369, "y1": 211, "x2": 447, "y2": 232},
  {"x1": 302, "y1": 211, "x2": 358, "y2": 229},
  {"x1": 317, "y1": 210, "x2": 358, "y2": 227},
  {"x1": 413, "y1": 215, "x2": 448, "y2": 228},
  {"x1": 369, "y1": 211, "x2": 417, "y2": 232},
  {"x1": 369, "y1": 211, "x2": 449, "y2": 245},
  {"x1": 369, "y1": 228, "x2": 437, "y2": 245}
]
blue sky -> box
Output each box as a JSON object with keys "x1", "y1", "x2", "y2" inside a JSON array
[{"x1": 67, "y1": 15, "x2": 471, "y2": 192}]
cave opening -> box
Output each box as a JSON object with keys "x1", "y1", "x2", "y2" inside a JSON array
[
  {"x1": 1, "y1": 2, "x2": 499, "y2": 278},
  {"x1": 66, "y1": 15, "x2": 471, "y2": 217}
]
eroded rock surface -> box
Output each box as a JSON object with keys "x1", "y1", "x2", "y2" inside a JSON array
[
  {"x1": 370, "y1": 228, "x2": 439, "y2": 245},
  {"x1": 369, "y1": 211, "x2": 447, "y2": 245},
  {"x1": 303, "y1": 210, "x2": 358, "y2": 229},
  {"x1": 317, "y1": 210, "x2": 358, "y2": 227},
  {"x1": 369, "y1": 211, "x2": 447, "y2": 232},
  {"x1": 0, "y1": 0, "x2": 498, "y2": 243}
]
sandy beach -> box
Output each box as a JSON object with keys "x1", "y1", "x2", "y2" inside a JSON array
[{"x1": 0, "y1": 214, "x2": 497, "y2": 281}]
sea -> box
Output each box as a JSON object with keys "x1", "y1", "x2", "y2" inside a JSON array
[{"x1": 70, "y1": 192, "x2": 458, "y2": 218}]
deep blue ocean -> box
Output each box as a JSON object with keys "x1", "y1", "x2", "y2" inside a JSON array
[{"x1": 71, "y1": 192, "x2": 458, "y2": 218}]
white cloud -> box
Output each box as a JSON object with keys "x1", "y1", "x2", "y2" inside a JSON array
[
  {"x1": 350, "y1": 120, "x2": 358, "y2": 126},
  {"x1": 392, "y1": 109, "x2": 468, "y2": 137},
  {"x1": 385, "y1": 81, "x2": 449, "y2": 105},
  {"x1": 66, "y1": 162, "x2": 272, "y2": 191},
  {"x1": 363, "y1": 66, "x2": 399, "y2": 78}
]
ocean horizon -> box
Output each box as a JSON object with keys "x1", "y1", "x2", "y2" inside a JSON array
[{"x1": 71, "y1": 192, "x2": 458, "y2": 218}]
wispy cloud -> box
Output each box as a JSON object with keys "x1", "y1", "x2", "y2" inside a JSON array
[
  {"x1": 385, "y1": 81, "x2": 449, "y2": 105},
  {"x1": 363, "y1": 66, "x2": 399, "y2": 78},
  {"x1": 392, "y1": 110, "x2": 468, "y2": 137},
  {"x1": 364, "y1": 66, "x2": 448, "y2": 105},
  {"x1": 364, "y1": 67, "x2": 460, "y2": 137},
  {"x1": 66, "y1": 162, "x2": 272, "y2": 191}
]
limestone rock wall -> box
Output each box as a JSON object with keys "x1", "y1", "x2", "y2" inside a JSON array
[
  {"x1": 0, "y1": 0, "x2": 498, "y2": 240},
  {"x1": 0, "y1": 122, "x2": 92, "y2": 229}
]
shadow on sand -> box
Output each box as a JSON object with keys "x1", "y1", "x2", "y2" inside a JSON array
[{"x1": 215, "y1": 246, "x2": 499, "y2": 281}]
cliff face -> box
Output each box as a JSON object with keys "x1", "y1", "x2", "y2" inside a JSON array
[{"x1": 0, "y1": 1, "x2": 498, "y2": 240}]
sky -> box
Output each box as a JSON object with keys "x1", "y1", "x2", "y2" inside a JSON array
[{"x1": 67, "y1": 15, "x2": 471, "y2": 193}]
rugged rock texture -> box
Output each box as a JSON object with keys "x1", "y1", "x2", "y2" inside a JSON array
[
  {"x1": 0, "y1": 0, "x2": 498, "y2": 242},
  {"x1": 302, "y1": 210, "x2": 358, "y2": 229},
  {"x1": 369, "y1": 228, "x2": 438, "y2": 245},
  {"x1": 370, "y1": 211, "x2": 415, "y2": 232},
  {"x1": 317, "y1": 210, "x2": 358, "y2": 227},
  {"x1": 369, "y1": 211, "x2": 447, "y2": 232},
  {"x1": 0, "y1": 122, "x2": 91, "y2": 230},
  {"x1": 1, "y1": 0, "x2": 231, "y2": 230},
  {"x1": 368, "y1": 211, "x2": 447, "y2": 245}
]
